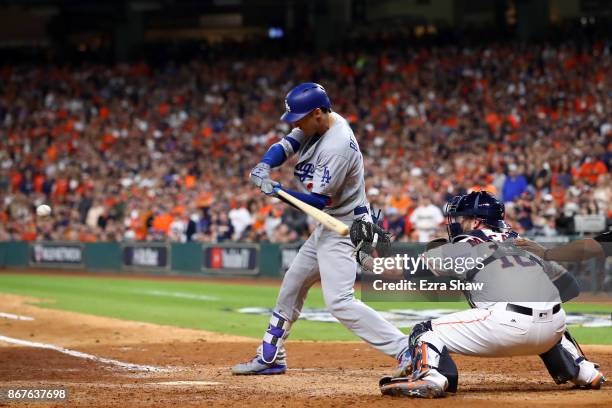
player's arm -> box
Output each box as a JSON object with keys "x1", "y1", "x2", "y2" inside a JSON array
[
  {"x1": 515, "y1": 233, "x2": 609, "y2": 262},
  {"x1": 276, "y1": 189, "x2": 331, "y2": 210},
  {"x1": 250, "y1": 128, "x2": 305, "y2": 195},
  {"x1": 542, "y1": 260, "x2": 580, "y2": 302},
  {"x1": 260, "y1": 128, "x2": 305, "y2": 168}
]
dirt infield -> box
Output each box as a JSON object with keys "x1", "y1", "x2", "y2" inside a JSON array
[{"x1": 0, "y1": 294, "x2": 610, "y2": 407}]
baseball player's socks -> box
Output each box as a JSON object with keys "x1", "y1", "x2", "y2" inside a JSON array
[
  {"x1": 231, "y1": 312, "x2": 291, "y2": 375},
  {"x1": 261, "y1": 311, "x2": 291, "y2": 363},
  {"x1": 231, "y1": 345, "x2": 287, "y2": 375}
]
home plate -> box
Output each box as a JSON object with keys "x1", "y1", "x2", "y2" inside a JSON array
[{"x1": 150, "y1": 381, "x2": 221, "y2": 386}]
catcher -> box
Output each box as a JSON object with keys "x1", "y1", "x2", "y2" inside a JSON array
[{"x1": 351, "y1": 191, "x2": 605, "y2": 398}]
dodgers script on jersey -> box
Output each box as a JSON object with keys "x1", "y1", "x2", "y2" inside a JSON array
[{"x1": 290, "y1": 112, "x2": 368, "y2": 216}]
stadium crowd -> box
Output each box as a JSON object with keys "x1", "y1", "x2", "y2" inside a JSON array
[{"x1": 0, "y1": 38, "x2": 610, "y2": 243}]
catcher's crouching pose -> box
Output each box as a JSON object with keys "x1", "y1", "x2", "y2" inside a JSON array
[{"x1": 352, "y1": 191, "x2": 605, "y2": 398}]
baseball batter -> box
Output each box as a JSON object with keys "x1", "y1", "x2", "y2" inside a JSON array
[
  {"x1": 361, "y1": 191, "x2": 606, "y2": 398},
  {"x1": 232, "y1": 83, "x2": 410, "y2": 375}
]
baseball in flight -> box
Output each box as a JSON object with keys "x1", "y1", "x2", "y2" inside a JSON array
[{"x1": 36, "y1": 204, "x2": 52, "y2": 217}]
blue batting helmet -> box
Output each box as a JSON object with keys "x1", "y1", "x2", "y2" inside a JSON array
[
  {"x1": 444, "y1": 191, "x2": 511, "y2": 239},
  {"x1": 280, "y1": 82, "x2": 332, "y2": 123}
]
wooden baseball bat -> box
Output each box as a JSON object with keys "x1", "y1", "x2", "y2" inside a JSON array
[{"x1": 277, "y1": 189, "x2": 349, "y2": 236}]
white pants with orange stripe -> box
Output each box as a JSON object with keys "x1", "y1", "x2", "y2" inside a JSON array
[
  {"x1": 412, "y1": 303, "x2": 567, "y2": 391},
  {"x1": 430, "y1": 304, "x2": 566, "y2": 357}
]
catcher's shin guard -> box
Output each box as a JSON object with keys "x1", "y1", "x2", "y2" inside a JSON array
[
  {"x1": 382, "y1": 341, "x2": 449, "y2": 398},
  {"x1": 261, "y1": 311, "x2": 291, "y2": 364},
  {"x1": 540, "y1": 330, "x2": 605, "y2": 388},
  {"x1": 384, "y1": 332, "x2": 455, "y2": 398},
  {"x1": 394, "y1": 321, "x2": 458, "y2": 392}
]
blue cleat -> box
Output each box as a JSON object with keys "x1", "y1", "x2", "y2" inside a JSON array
[
  {"x1": 232, "y1": 344, "x2": 287, "y2": 375},
  {"x1": 231, "y1": 356, "x2": 287, "y2": 375}
]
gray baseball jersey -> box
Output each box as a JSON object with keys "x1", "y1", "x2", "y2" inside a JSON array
[
  {"x1": 424, "y1": 229, "x2": 562, "y2": 308},
  {"x1": 286, "y1": 112, "x2": 368, "y2": 216}
]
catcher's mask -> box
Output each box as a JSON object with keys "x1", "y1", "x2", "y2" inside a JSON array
[{"x1": 444, "y1": 191, "x2": 510, "y2": 240}]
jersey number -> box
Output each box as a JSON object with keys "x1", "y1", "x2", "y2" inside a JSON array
[
  {"x1": 498, "y1": 255, "x2": 538, "y2": 268},
  {"x1": 487, "y1": 243, "x2": 538, "y2": 269}
]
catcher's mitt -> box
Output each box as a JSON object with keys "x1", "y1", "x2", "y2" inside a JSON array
[{"x1": 350, "y1": 219, "x2": 392, "y2": 266}]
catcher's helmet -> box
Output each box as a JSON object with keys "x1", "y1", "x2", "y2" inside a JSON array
[
  {"x1": 280, "y1": 82, "x2": 331, "y2": 123},
  {"x1": 444, "y1": 191, "x2": 510, "y2": 239}
]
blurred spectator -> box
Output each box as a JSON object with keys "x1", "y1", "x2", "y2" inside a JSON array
[
  {"x1": 228, "y1": 202, "x2": 253, "y2": 240},
  {"x1": 384, "y1": 207, "x2": 405, "y2": 240},
  {"x1": 503, "y1": 164, "x2": 528, "y2": 203},
  {"x1": 213, "y1": 212, "x2": 234, "y2": 242},
  {"x1": 409, "y1": 196, "x2": 444, "y2": 242},
  {"x1": 0, "y1": 35, "x2": 610, "y2": 242}
]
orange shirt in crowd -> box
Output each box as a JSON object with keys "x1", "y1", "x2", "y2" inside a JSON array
[
  {"x1": 184, "y1": 174, "x2": 196, "y2": 189},
  {"x1": 197, "y1": 191, "x2": 214, "y2": 208},
  {"x1": 10, "y1": 172, "x2": 22, "y2": 191},
  {"x1": 469, "y1": 184, "x2": 497, "y2": 195},
  {"x1": 34, "y1": 174, "x2": 45, "y2": 193},
  {"x1": 577, "y1": 160, "x2": 607, "y2": 184},
  {"x1": 388, "y1": 195, "x2": 412, "y2": 215},
  {"x1": 78, "y1": 231, "x2": 98, "y2": 242},
  {"x1": 152, "y1": 212, "x2": 173, "y2": 233},
  {"x1": 172, "y1": 205, "x2": 185, "y2": 216},
  {"x1": 20, "y1": 227, "x2": 37, "y2": 241},
  {"x1": 54, "y1": 178, "x2": 68, "y2": 196},
  {"x1": 252, "y1": 205, "x2": 272, "y2": 232},
  {"x1": 137, "y1": 211, "x2": 153, "y2": 239},
  {"x1": 46, "y1": 144, "x2": 58, "y2": 161}
]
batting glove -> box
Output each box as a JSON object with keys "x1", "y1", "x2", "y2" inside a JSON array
[
  {"x1": 249, "y1": 162, "x2": 271, "y2": 188},
  {"x1": 261, "y1": 179, "x2": 281, "y2": 196}
]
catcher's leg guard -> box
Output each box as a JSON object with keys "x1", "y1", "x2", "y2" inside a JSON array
[
  {"x1": 540, "y1": 330, "x2": 605, "y2": 388},
  {"x1": 261, "y1": 311, "x2": 291, "y2": 364},
  {"x1": 437, "y1": 345, "x2": 458, "y2": 393},
  {"x1": 383, "y1": 327, "x2": 456, "y2": 398},
  {"x1": 411, "y1": 331, "x2": 455, "y2": 392}
]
